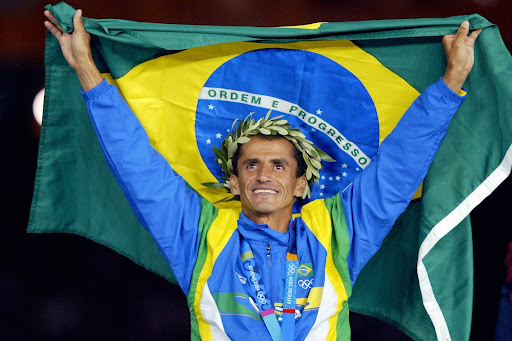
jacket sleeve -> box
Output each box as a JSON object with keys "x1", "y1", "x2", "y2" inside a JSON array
[
  {"x1": 82, "y1": 79, "x2": 202, "y2": 294},
  {"x1": 340, "y1": 78, "x2": 466, "y2": 284}
]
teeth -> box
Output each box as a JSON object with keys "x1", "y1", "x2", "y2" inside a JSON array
[{"x1": 254, "y1": 189, "x2": 277, "y2": 194}]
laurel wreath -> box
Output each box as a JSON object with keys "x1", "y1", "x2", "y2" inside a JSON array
[{"x1": 203, "y1": 110, "x2": 335, "y2": 200}]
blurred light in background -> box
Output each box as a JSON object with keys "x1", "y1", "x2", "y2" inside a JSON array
[{"x1": 32, "y1": 88, "x2": 44, "y2": 126}]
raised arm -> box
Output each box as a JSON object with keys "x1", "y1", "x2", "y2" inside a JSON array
[
  {"x1": 341, "y1": 21, "x2": 481, "y2": 283},
  {"x1": 44, "y1": 9, "x2": 103, "y2": 91},
  {"x1": 44, "y1": 9, "x2": 204, "y2": 293},
  {"x1": 442, "y1": 21, "x2": 482, "y2": 93}
]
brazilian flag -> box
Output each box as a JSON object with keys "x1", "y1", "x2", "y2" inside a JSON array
[{"x1": 29, "y1": 2, "x2": 512, "y2": 340}]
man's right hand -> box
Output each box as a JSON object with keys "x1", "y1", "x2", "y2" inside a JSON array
[{"x1": 44, "y1": 9, "x2": 103, "y2": 91}]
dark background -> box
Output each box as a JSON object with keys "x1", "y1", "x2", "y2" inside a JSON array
[{"x1": 1, "y1": 0, "x2": 511, "y2": 340}]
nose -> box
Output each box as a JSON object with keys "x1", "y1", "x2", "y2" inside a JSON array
[{"x1": 256, "y1": 166, "x2": 271, "y2": 182}]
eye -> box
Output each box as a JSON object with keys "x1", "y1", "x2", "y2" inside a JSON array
[
  {"x1": 247, "y1": 163, "x2": 257, "y2": 169},
  {"x1": 274, "y1": 164, "x2": 284, "y2": 170}
]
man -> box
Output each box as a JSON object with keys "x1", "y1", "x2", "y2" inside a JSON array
[{"x1": 44, "y1": 9, "x2": 481, "y2": 340}]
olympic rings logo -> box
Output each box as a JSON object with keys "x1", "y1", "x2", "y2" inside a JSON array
[
  {"x1": 298, "y1": 279, "x2": 313, "y2": 289},
  {"x1": 287, "y1": 263, "x2": 296, "y2": 276},
  {"x1": 256, "y1": 291, "x2": 267, "y2": 304}
]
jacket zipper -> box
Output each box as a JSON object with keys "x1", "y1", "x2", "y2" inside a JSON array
[
  {"x1": 267, "y1": 244, "x2": 271, "y2": 266},
  {"x1": 267, "y1": 243, "x2": 274, "y2": 305}
]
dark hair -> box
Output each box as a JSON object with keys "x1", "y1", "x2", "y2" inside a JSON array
[{"x1": 232, "y1": 134, "x2": 307, "y2": 179}]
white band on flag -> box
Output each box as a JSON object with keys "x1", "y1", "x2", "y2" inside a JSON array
[
  {"x1": 417, "y1": 142, "x2": 512, "y2": 341},
  {"x1": 200, "y1": 87, "x2": 371, "y2": 169}
]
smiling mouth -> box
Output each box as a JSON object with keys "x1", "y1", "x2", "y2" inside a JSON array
[{"x1": 253, "y1": 189, "x2": 278, "y2": 194}]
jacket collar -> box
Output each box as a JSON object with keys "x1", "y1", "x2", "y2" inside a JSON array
[{"x1": 237, "y1": 211, "x2": 292, "y2": 246}]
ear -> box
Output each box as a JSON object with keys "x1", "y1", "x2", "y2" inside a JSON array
[
  {"x1": 294, "y1": 176, "x2": 307, "y2": 197},
  {"x1": 230, "y1": 174, "x2": 240, "y2": 195}
]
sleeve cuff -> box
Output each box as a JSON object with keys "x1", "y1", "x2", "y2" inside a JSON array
[
  {"x1": 436, "y1": 76, "x2": 467, "y2": 104},
  {"x1": 81, "y1": 78, "x2": 110, "y2": 100}
]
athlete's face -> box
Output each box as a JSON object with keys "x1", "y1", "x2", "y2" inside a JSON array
[{"x1": 230, "y1": 136, "x2": 306, "y2": 228}]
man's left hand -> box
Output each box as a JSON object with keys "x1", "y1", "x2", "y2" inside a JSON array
[{"x1": 442, "y1": 21, "x2": 482, "y2": 93}]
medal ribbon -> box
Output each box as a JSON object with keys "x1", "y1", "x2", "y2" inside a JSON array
[
  {"x1": 282, "y1": 252, "x2": 298, "y2": 341},
  {"x1": 240, "y1": 237, "x2": 298, "y2": 341}
]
